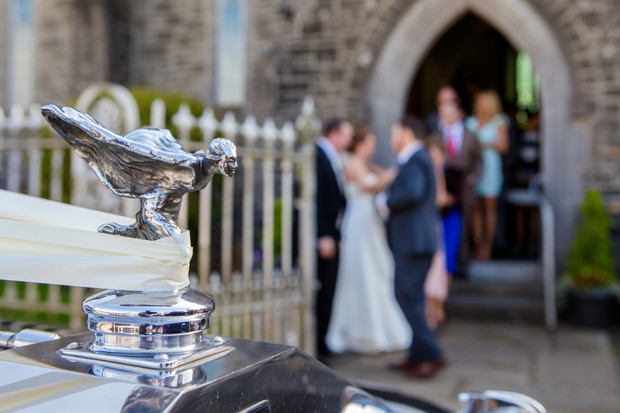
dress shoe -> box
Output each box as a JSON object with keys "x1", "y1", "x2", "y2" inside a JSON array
[
  {"x1": 387, "y1": 359, "x2": 418, "y2": 371},
  {"x1": 405, "y1": 357, "x2": 447, "y2": 379}
]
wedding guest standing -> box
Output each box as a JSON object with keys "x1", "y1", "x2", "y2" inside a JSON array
[
  {"x1": 315, "y1": 118, "x2": 353, "y2": 362},
  {"x1": 466, "y1": 90, "x2": 509, "y2": 261},
  {"x1": 434, "y1": 99, "x2": 482, "y2": 275},
  {"x1": 386, "y1": 116, "x2": 445, "y2": 379}
]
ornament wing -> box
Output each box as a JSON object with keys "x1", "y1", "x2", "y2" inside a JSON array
[{"x1": 42, "y1": 105, "x2": 196, "y2": 197}]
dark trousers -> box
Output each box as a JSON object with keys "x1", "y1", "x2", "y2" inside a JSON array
[
  {"x1": 393, "y1": 254, "x2": 443, "y2": 363},
  {"x1": 316, "y1": 252, "x2": 339, "y2": 356}
]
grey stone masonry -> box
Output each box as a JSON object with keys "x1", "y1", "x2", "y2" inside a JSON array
[
  {"x1": 35, "y1": 0, "x2": 111, "y2": 105},
  {"x1": 246, "y1": 0, "x2": 288, "y2": 121},
  {"x1": 25, "y1": 0, "x2": 620, "y2": 193},
  {"x1": 35, "y1": 0, "x2": 80, "y2": 104},
  {"x1": 532, "y1": 0, "x2": 620, "y2": 194},
  {"x1": 128, "y1": 0, "x2": 215, "y2": 103},
  {"x1": 246, "y1": 0, "x2": 620, "y2": 196},
  {"x1": 107, "y1": 0, "x2": 131, "y2": 86}
]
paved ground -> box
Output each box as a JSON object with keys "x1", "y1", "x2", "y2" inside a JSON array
[{"x1": 327, "y1": 319, "x2": 620, "y2": 413}]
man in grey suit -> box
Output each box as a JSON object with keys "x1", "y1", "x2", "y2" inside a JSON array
[{"x1": 386, "y1": 116, "x2": 445, "y2": 379}]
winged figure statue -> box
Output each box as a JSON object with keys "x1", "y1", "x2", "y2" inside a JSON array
[{"x1": 41, "y1": 104, "x2": 237, "y2": 240}]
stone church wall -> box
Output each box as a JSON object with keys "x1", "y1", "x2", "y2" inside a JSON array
[
  {"x1": 6, "y1": 0, "x2": 620, "y2": 198},
  {"x1": 34, "y1": 0, "x2": 115, "y2": 104},
  {"x1": 128, "y1": 0, "x2": 215, "y2": 103},
  {"x1": 31, "y1": 0, "x2": 215, "y2": 104},
  {"x1": 247, "y1": 0, "x2": 376, "y2": 122},
  {"x1": 35, "y1": 0, "x2": 79, "y2": 104},
  {"x1": 527, "y1": 0, "x2": 620, "y2": 197}
]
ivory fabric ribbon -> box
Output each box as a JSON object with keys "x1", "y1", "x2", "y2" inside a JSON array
[{"x1": 0, "y1": 190, "x2": 191, "y2": 291}]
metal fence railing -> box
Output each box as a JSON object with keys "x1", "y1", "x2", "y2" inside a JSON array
[{"x1": 0, "y1": 83, "x2": 319, "y2": 352}]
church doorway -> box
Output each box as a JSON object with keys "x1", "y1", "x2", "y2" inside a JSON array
[
  {"x1": 365, "y1": 0, "x2": 582, "y2": 266},
  {"x1": 406, "y1": 13, "x2": 542, "y2": 262},
  {"x1": 364, "y1": 0, "x2": 585, "y2": 325}
]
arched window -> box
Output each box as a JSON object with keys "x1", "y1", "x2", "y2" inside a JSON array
[
  {"x1": 7, "y1": 0, "x2": 36, "y2": 106},
  {"x1": 216, "y1": 0, "x2": 246, "y2": 107}
]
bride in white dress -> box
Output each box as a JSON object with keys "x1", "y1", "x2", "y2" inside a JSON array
[{"x1": 326, "y1": 128, "x2": 412, "y2": 354}]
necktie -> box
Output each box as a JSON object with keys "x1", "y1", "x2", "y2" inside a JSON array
[{"x1": 446, "y1": 133, "x2": 457, "y2": 159}]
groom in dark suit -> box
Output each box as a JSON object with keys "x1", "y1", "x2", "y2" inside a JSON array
[
  {"x1": 387, "y1": 116, "x2": 445, "y2": 378},
  {"x1": 315, "y1": 118, "x2": 353, "y2": 361}
]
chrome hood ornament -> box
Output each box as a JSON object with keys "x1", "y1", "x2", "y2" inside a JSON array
[
  {"x1": 41, "y1": 104, "x2": 237, "y2": 240},
  {"x1": 40, "y1": 104, "x2": 236, "y2": 361}
]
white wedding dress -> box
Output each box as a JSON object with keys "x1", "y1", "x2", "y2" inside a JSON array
[{"x1": 326, "y1": 174, "x2": 412, "y2": 354}]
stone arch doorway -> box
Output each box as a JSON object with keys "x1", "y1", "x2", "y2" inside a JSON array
[
  {"x1": 405, "y1": 13, "x2": 523, "y2": 120},
  {"x1": 366, "y1": 0, "x2": 587, "y2": 264}
]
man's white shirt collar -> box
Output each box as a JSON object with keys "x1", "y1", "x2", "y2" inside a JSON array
[
  {"x1": 397, "y1": 141, "x2": 424, "y2": 165},
  {"x1": 317, "y1": 136, "x2": 345, "y2": 192},
  {"x1": 317, "y1": 137, "x2": 340, "y2": 164}
]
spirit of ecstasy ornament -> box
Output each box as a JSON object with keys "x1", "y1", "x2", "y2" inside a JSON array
[
  {"x1": 41, "y1": 104, "x2": 237, "y2": 240},
  {"x1": 41, "y1": 103, "x2": 236, "y2": 357}
]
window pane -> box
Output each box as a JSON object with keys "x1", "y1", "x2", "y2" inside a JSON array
[
  {"x1": 516, "y1": 52, "x2": 540, "y2": 112},
  {"x1": 7, "y1": 0, "x2": 35, "y2": 106},
  {"x1": 216, "y1": 0, "x2": 246, "y2": 106},
  {"x1": 10, "y1": 0, "x2": 32, "y2": 24}
]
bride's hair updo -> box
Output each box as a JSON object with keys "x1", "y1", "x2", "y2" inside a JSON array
[{"x1": 348, "y1": 125, "x2": 371, "y2": 153}]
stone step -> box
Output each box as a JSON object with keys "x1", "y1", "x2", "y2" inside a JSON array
[
  {"x1": 465, "y1": 259, "x2": 541, "y2": 283},
  {"x1": 446, "y1": 259, "x2": 546, "y2": 322}
]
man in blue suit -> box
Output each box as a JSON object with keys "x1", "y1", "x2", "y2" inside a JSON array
[{"x1": 387, "y1": 116, "x2": 445, "y2": 378}]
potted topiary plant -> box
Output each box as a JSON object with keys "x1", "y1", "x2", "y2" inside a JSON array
[{"x1": 563, "y1": 188, "x2": 619, "y2": 328}]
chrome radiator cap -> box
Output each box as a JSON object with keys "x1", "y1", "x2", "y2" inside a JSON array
[{"x1": 83, "y1": 287, "x2": 215, "y2": 355}]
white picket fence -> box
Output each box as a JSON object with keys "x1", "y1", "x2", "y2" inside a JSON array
[{"x1": 0, "y1": 83, "x2": 319, "y2": 353}]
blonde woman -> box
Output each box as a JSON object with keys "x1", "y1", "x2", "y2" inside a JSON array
[{"x1": 466, "y1": 90, "x2": 509, "y2": 261}]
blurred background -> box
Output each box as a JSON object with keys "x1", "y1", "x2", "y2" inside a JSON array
[{"x1": 1, "y1": 1, "x2": 620, "y2": 410}]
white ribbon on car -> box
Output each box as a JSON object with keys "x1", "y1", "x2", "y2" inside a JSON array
[{"x1": 0, "y1": 190, "x2": 191, "y2": 291}]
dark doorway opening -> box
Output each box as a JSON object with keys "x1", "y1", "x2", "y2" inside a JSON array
[
  {"x1": 406, "y1": 13, "x2": 542, "y2": 265},
  {"x1": 406, "y1": 12, "x2": 520, "y2": 119}
]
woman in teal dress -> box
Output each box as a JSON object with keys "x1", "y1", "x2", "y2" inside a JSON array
[{"x1": 465, "y1": 90, "x2": 509, "y2": 260}]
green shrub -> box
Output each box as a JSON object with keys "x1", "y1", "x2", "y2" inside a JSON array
[{"x1": 566, "y1": 188, "x2": 616, "y2": 290}]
